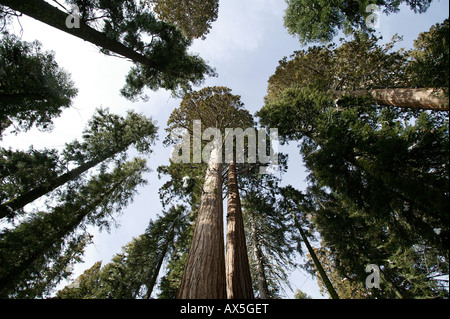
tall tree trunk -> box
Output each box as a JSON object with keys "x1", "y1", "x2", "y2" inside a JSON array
[
  {"x1": 0, "y1": 0, "x2": 154, "y2": 67},
  {"x1": 144, "y1": 239, "x2": 170, "y2": 299},
  {"x1": 250, "y1": 214, "x2": 271, "y2": 299},
  {"x1": 337, "y1": 88, "x2": 449, "y2": 111},
  {"x1": 177, "y1": 142, "x2": 226, "y2": 299},
  {"x1": 144, "y1": 220, "x2": 179, "y2": 299},
  {"x1": 225, "y1": 161, "x2": 254, "y2": 299},
  {"x1": 0, "y1": 152, "x2": 112, "y2": 219},
  {"x1": 292, "y1": 214, "x2": 339, "y2": 299}
]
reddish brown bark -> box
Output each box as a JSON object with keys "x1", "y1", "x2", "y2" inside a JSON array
[
  {"x1": 177, "y1": 144, "x2": 226, "y2": 299},
  {"x1": 225, "y1": 161, "x2": 254, "y2": 299}
]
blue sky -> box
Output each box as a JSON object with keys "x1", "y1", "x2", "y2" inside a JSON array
[{"x1": 1, "y1": 0, "x2": 449, "y2": 298}]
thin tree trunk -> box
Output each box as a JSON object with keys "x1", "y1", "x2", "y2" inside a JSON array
[
  {"x1": 0, "y1": 152, "x2": 112, "y2": 219},
  {"x1": 0, "y1": 0, "x2": 154, "y2": 67},
  {"x1": 337, "y1": 88, "x2": 449, "y2": 111},
  {"x1": 225, "y1": 161, "x2": 254, "y2": 299},
  {"x1": 144, "y1": 219, "x2": 179, "y2": 299},
  {"x1": 177, "y1": 142, "x2": 226, "y2": 299},
  {"x1": 292, "y1": 214, "x2": 339, "y2": 299},
  {"x1": 145, "y1": 240, "x2": 169, "y2": 299},
  {"x1": 250, "y1": 215, "x2": 270, "y2": 299}
]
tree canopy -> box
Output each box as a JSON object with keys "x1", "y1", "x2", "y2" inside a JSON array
[
  {"x1": 1, "y1": 0, "x2": 448, "y2": 301},
  {"x1": 0, "y1": 33, "x2": 77, "y2": 135},
  {"x1": 284, "y1": 0, "x2": 434, "y2": 44},
  {"x1": 149, "y1": 0, "x2": 219, "y2": 40}
]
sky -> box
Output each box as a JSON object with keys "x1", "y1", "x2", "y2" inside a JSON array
[{"x1": 1, "y1": 0, "x2": 449, "y2": 299}]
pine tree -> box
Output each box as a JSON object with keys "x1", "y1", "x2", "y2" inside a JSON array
[
  {"x1": 57, "y1": 205, "x2": 189, "y2": 299},
  {"x1": 156, "y1": 161, "x2": 203, "y2": 298},
  {"x1": 0, "y1": 108, "x2": 157, "y2": 219},
  {"x1": 240, "y1": 169, "x2": 296, "y2": 299},
  {"x1": 0, "y1": 33, "x2": 78, "y2": 135},
  {"x1": 259, "y1": 84, "x2": 448, "y2": 297},
  {"x1": 0, "y1": 158, "x2": 149, "y2": 298},
  {"x1": 308, "y1": 186, "x2": 449, "y2": 298},
  {"x1": 279, "y1": 186, "x2": 339, "y2": 299},
  {"x1": 284, "y1": 0, "x2": 433, "y2": 44},
  {"x1": 0, "y1": 146, "x2": 63, "y2": 216}
]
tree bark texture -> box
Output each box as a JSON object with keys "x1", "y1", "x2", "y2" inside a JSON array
[
  {"x1": 177, "y1": 143, "x2": 226, "y2": 299},
  {"x1": 339, "y1": 88, "x2": 449, "y2": 111},
  {"x1": 225, "y1": 161, "x2": 254, "y2": 299},
  {"x1": 0, "y1": 0, "x2": 154, "y2": 67}
]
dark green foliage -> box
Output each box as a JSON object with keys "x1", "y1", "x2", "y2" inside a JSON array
[
  {"x1": 258, "y1": 85, "x2": 449, "y2": 297},
  {"x1": 284, "y1": 0, "x2": 433, "y2": 44},
  {"x1": 64, "y1": 0, "x2": 216, "y2": 100},
  {"x1": 408, "y1": 18, "x2": 449, "y2": 95},
  {"x1": 278, "y1": 185, "x2": 340, "y2": 299},
  {"x1": 308, "y1": 186, "x2": 449, "y2": 298},
  {"x1": 57, "y1": 205, "x2": 189, "y2": 299},
  {"x1": 0, "y1": 107, "x2": 157, "y2": 219},
  {"x1": 241, "y1": 168, "x2": 296, "y2": 299},
  {"x1": 0, "y1": 0, "x2": 215, "y2": 100},
  {"x1": 0, "y1": 147, "x2": 63, "y2": 208},
  {"x1": 0, "y1": 158, "x2": 149, "y2": 298},
  {"x1": 0, "y1": 33, "x2": 77, "y2": 135},
  {"x1": 62, "y1": 107, "x2": 157, "y2": 164}
]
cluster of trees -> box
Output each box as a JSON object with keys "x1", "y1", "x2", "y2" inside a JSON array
[
  {"x1": 1, "y1": 0, "x2": 448, "y2": 299},
  {"x1": 0, "y1": 0, "x2": 216, "y2": 298}
]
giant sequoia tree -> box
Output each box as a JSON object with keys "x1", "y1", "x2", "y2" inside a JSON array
[
  {"x1": 166, "y1": 86, "x2": 254, "y2": 298},
  {"x1": 0, "y1": 0, "x2": 215, "y2": 100}
]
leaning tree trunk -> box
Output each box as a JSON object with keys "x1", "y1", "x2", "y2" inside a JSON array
[
  {"x1": 144, "y1": 234, "x2": 171, "y2": 299},
  {"x1": 0, "y1": 0, "x2": 154, "y2": 67},
  {"x1": 249, "y1": 214, "x2": 271, "y2": 299},
  {"x1": 1, "y1": 150, "x2": 114, "y2": 219},
  {"x1": 292, "y1": 213, "x2": 339, "y2": 299},
  {"x1": 177, "y1": 142, "x2": 226, "y2": 299},
  {"x1": 225, "y1": 161, "x2": 254, "y2": 299},
  {"x1": 337, "y1": 88, "x2": 449, "y2": 111}
]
